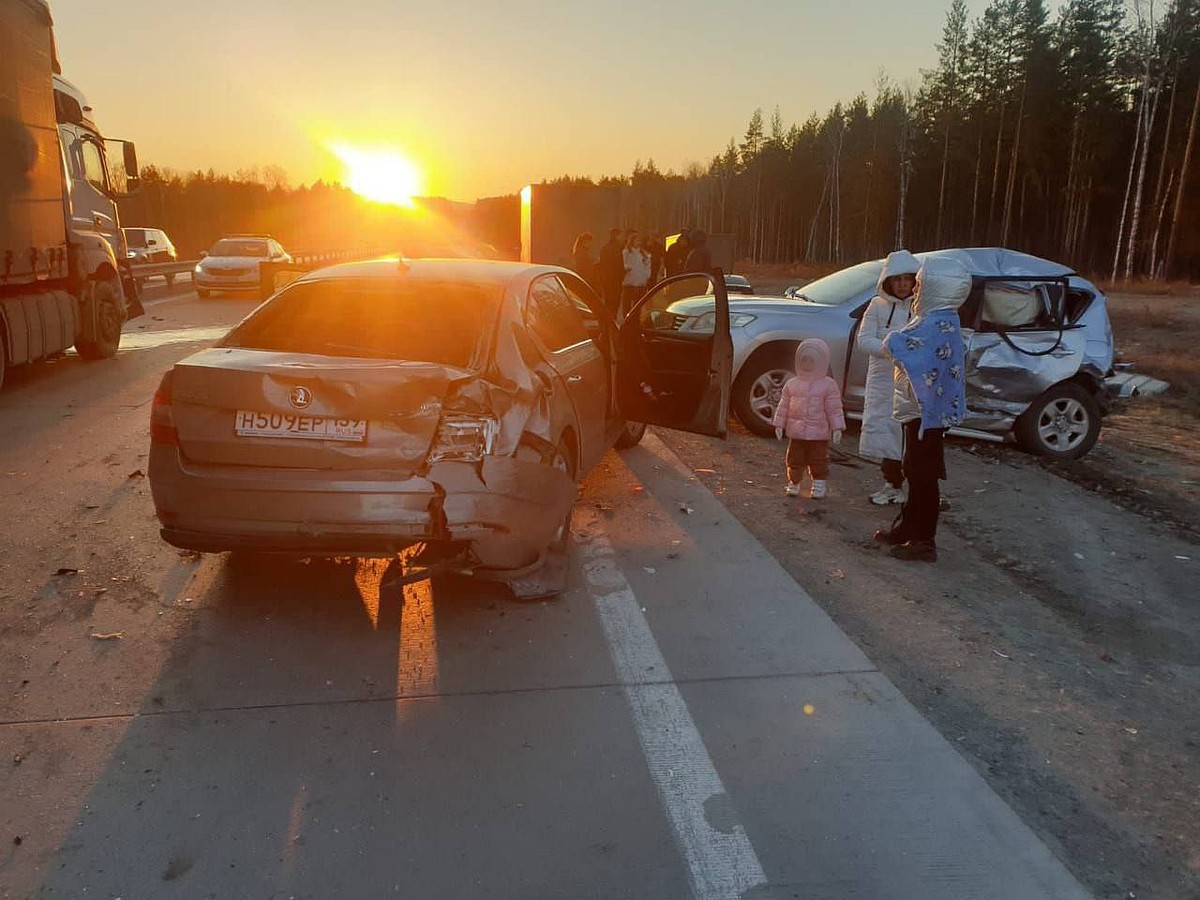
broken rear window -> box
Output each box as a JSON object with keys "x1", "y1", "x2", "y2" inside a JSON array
[{"x1": 221, "y1": 278, "x2": 498, "y2": 368}]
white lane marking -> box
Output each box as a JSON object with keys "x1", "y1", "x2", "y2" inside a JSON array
[{"x1": 579, "y1": 527, "x2": 768, "y2": 900}]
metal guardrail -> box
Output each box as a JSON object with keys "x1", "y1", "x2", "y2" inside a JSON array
[
  {"x1": 129, "y1": 259, "x2": 198, "y2": 280},
  {"x1": 129, "y1": 249, "x2": 384, "y2": 298}
]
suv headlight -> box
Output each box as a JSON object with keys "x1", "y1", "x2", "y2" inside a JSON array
[{"x1": 687, "y1": 311, "x2": 757, "y2": 332}]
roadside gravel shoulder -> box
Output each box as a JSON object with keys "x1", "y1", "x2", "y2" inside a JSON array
[{"x1": 657, "y1": 423, "x2": 1200, "y2": 900}]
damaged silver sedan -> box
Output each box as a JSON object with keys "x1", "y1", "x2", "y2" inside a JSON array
[{"x1": 148, "y1": 259, "x2": 731, "y2": 597}]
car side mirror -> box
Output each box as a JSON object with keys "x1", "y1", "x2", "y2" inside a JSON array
[
  {"x1": 783, "y1": 286, "x2": 801, "y2": 299},
  {"x1": 199, "y1": 251, "x2": 208, "y2": 258}
]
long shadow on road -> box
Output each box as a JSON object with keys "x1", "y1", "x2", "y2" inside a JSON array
[{"x1": 36, "y1": 554, "x2": 686, "y2": 899}]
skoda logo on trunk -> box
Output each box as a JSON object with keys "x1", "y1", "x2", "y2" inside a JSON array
[{"x1": 288, "y1": 386, "x2": 313, "y2": 410}]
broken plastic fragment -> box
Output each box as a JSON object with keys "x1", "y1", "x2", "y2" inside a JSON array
[
  {"x1": 643, "y1": 567, "x2": 656, "y2": 575},
  {"x1": 90, "y1": 631, "x2": 124, "y2": 641},
  {"x1": 678, "y1": 503, "x2": 694, "y2": 515}
]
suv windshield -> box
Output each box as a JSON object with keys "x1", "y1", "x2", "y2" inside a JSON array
[
  {"x1": 797, "y1": 260, "x2": 884, "y2": 306},
  {"x1": 210, "y1": 239, "x2": 269, "y2": 257},
  {"x1": 124, "y1": 229, "x2": 147, "y2": 248},
  {"x1": 221, "y1": 278, "x2": 499, "y2": 368}
]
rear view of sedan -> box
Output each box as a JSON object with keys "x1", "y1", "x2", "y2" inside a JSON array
[{"x1": 149, "y1": 259, "x2": 733, "y2": 597}]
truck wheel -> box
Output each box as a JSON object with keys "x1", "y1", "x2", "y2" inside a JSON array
[
  {"x1": 1014, "y1": 382, "x2": 1102, "y2": 461},
  {"x1": 732, "y1": 345, "x2": 795, "y2": 437},
  {"x1": 75, "y1": 278, "x2": 124, "y2": 361}
]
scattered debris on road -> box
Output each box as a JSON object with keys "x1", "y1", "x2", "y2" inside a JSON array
[{"x1": 89, "y1": 631, "x2": 124, "y2": 641}]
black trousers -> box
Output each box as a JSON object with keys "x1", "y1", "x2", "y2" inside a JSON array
[
  {"x1": 881, "y1": 457, "x2": 904, "y2": 488},
  {"x1": 891, "y1": 421, "x2": 945, "y2": 544}
]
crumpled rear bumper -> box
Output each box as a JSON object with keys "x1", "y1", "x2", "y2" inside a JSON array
[{"x1": 150, "y1": 448, "x2": 576, "y2": 568}]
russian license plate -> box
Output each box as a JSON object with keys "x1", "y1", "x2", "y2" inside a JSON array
[{"x1": 234, "y1": 410, "x2": 367, "y2": 442}]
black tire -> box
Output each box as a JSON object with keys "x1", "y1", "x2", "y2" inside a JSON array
[
  {"x1": 545, "y1": 438, "x2": 577, "y2": 555},
  {"x1": 732, "y1": 345, "x2": 796, "y2": 437},
  {"x1": 1014, "y1": 382, "x2": 1102, "y2": 461},
  {"x1": 75, "y1": 278, "x2": 124, "y2": 361},
  {"x1": 615, "y1": 420, "x2": 647, "y2": 449},
  {"x1": 197, "y1": 287, "x2": 211, "y2": 299}
]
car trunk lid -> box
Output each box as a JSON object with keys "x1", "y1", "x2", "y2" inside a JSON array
[{"x1": 171, "y1": 348, "x2": 472, "y2": 471}]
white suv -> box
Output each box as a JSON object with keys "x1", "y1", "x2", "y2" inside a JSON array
[{"x1": 124, "y1": 227, "x2": 178, "y2": 286}]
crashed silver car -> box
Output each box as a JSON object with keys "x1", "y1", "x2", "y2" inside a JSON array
[
  {"x1": 148, "y1": 259, "x2": 732, "y2": 597},
  {"x1": 670, "y1": 248, "x2": 1115, "y2": 460}
]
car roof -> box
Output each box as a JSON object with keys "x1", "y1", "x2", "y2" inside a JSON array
[{"x1": 293, "y1": 257, "x2": 568, "y2": 288}]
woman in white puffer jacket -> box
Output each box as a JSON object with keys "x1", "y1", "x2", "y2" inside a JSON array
[{"x1": 856, "y1": 249, "x2": 920, "y2": 505}]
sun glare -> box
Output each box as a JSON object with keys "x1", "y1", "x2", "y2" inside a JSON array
[{"x1": 331, "y1": 144, "x2": 423, "y2": 208}]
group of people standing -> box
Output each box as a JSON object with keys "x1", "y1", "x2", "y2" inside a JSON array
[
  {"x1": 772, "y1": 249, "x2": 970, "y2": 563},
  {"x1": 572, "y1": 227, "x2": 715, "y2": 320}
]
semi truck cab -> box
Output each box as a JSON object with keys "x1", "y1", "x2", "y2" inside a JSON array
[
  {"x1": 52, "y1": 73, "x2": 143, "y2": 311},
  {"x1": 0, "y1": 0, "x2": 143, "y2": 389}
]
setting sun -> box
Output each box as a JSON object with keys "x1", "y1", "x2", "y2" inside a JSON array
[{"x1": 330, "y1": 143, "x2": 423, "y2": 207}]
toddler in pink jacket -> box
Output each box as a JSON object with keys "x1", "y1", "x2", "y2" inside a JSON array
[{"x1": 772, "y1": 339, "x2": 846, "y2": 499}]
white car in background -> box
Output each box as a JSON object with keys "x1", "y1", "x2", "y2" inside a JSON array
[{"x1": 194, "y1": 236, "x2": 292, "y2": 298}]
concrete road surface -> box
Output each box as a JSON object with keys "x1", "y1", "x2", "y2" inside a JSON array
[{"x1": 0, "y1": 286, "x2": 1091, "y2": 898}]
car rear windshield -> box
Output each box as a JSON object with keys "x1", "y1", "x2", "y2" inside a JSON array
[
  {"x1": 220, "y1": 278, "x2": 499, "y2": 368},
  {"x1": 125, "y1": 229, "x2": 147, "y2": 248},
  {"x1": 798, "y1": 260, "x2": 884, "y2": 305},
  {"x1": 210, "y1": 240, "x2": 269, "y2": 257}
]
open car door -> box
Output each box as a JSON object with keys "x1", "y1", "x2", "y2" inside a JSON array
[{"x1": 616, "y1": 271, "x2": 732, "y2": 438}]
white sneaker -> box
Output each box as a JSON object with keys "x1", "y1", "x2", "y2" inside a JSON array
[
  {"x1": 870, "y1": 486, "x2": 905, "y2": 506},
  {"x1": 810, "y1": 480, "x2": 827, "y2": 500},
  {"x1": 785, "y1": 483, "x2": 801, "y2": 497}
]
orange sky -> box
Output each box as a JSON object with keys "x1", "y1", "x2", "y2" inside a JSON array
[{"x1": 51, "y1": 0, "x2": 986, "y2": 201}]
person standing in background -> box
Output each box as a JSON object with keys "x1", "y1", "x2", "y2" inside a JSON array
[
  {"x1": 572, "y1": 232, "x2": 599, "y2": 293},
  {"x1": 877, "y1": 257, "x2": 970, "y2": 563},
  {"x1": 684, "y1": 229, "x2": 714, "y2": 275},
  {"x1": 857, "y1": 249, "x2": 920, "y2": 506},
  {"x1": 664, "y1": 229, "x2": 691, "y2": 278},
  {"x1": 598, "y1": 228, "x2": 626, "y2": 317},
  {"x1": 621, "y1": 231, "x2": 651, "y2": 320},
  {"x1": 645, "y1": 233, "x2": 665, "y2": 285}
]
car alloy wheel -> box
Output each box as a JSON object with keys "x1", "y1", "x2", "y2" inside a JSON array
[
  {"x1": 1015, "y1": 382, "x2": 1101, "y2": 461},
  {"x1": 1037, "y1": 397, "x2": 1089, "y2": 453},
  {"x1": 749, "y1": 368, "x2": 790, "y2": 428}
]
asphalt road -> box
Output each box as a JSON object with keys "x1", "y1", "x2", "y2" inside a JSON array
[{"x1": 0, "y1": 284, "x2": 1092, "y2": 899}]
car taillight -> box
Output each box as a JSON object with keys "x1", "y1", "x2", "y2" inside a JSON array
[
  {"x1": 150, "y1": 371, "x2": 178, "y2": 447},
  {"x1": 428, "y1": 415, "x2": 498, "y2": 464}
]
